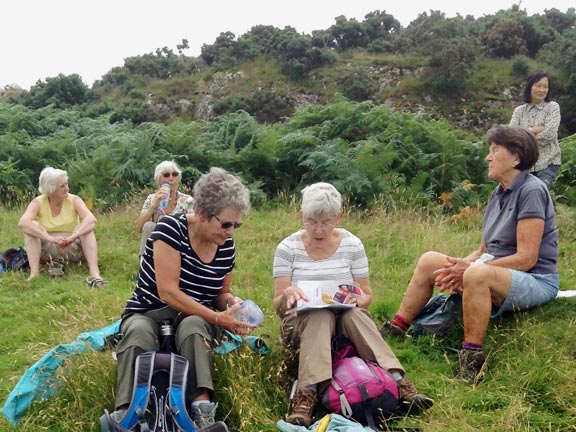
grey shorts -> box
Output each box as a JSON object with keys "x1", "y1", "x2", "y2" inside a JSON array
[
  {"x1": 40, "y1": 232, "x2": 83, "y2": 263},
  {"x1": 491, "y1": 270, "x2": 559, "y2": 318}
]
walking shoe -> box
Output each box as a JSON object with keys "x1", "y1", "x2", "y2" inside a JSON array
[
  {"x1": 380, "y1": 319, "x2": 407, "y2": 339},
  {"x1": 397, "y1": 378, "x2": 434, "y2": 415},
  {"x1": 190, "y1": 402, "x2": 218, "y2": 428},
  {"x1": 455, "y1": 349, "x2": 486, "y2": 385},
  {"x1": 286, "y1": 388, "x2": 316, "y2": 427}
]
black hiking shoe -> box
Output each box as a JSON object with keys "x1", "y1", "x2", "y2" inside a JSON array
[
  {"x1": 455, "y1": 349, "x2": 487, "y2": 385},
  {"x1": 380, "y1": 319, "x2": 407, "y2": 339},
  {"x1": 397, "y1": 378, "x2": 434, "y2": 415}
]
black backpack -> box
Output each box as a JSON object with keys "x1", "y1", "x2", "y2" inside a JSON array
[
  {"x1": 100, "y1": 351, "x2": 229, "y2": 432},
  {"x1": 0, "y1": 247, "x2": 29, "y2": 272},
  {"x1": 409, "y1": 293, "x2": 463, "y2": 338}
]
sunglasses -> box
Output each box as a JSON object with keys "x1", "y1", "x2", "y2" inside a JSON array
[
  {"x1": 214, "y1": 215, "x2": 243, "y2": 230},
  {"x1": 162, "y1": 172, "x2": 180, "y2": 179}
]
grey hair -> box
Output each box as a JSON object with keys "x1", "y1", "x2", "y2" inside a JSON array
[
  {"x1": 193, "y1": 167, "x2": 251, "y2": 217},
  {"x1": 301, "y1": 182, "x2": 342, "y2": 218},
  {"x1": 38, "y1": 167, "x2": 68, "y2": 196},
  {"x1": 154, "y1": 160, "x2": 182, "y2": 185}
]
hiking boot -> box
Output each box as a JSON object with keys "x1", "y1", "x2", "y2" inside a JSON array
[
  {"x1": 397, "y1": 378, "x2": 434, "y2": 415},
  {"x1": 455, "y1": 349, "x2": 487, "y2": 385},
  {"x1": 190, "y1": 402, "x2": 218, "y2": 428},
  {"x1": 380, "y1": 319, "x2": 407, "y2": 339},
  {"x1": 286, "y1": 388, "x2": 316, "y2": 427}
]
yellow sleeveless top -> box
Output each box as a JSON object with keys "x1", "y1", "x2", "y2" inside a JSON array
[{"x1": 37, "y1": 194, "x2": 79, "y2": 233}]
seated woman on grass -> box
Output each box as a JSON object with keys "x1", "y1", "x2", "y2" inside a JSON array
[
  {"x1": 381, "y1": 125, "x2": 559, "y2": 386},
  {"x1": 273, "y1": 182, "x2": 433, "y2": 427},
  {"x1": 135, "y1": 160, "x2": 194, "y2": 256},
  {"x1": 17, "y1": 166, "x2": 107, "y2": 287}
]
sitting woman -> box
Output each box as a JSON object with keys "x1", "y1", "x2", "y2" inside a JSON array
[
  {"x1": 381, "y1": 125, "x2": 559, "y2": 385},
  {"x1": 273, "y1": 182, "x2": 433, "y2": 427},
  {"x1": 113, "y1": 167, "x2": 255, "y2": 429},
  {"x1": 17, "y1": 166, "x2": 107, "y2": 286},
  {"x1": 135, "y1": 160, "x2": 194, "y2": 256}
]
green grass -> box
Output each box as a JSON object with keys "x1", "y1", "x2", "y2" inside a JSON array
[{"x1": 1, "y1": 202, "x2": 575, "y2": 431}]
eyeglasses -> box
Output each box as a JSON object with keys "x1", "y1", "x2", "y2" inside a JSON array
[
  {"x1": 162, "y1": 172, "x2": 180, "y2": 179},
  {"x1": 303, "y1": 220, "x2": 336, "y2": 229},
  {"x1": 214, "y1": 215, "x2": 243, "y2": 230}
]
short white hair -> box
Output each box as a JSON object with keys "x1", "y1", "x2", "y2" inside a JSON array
[
  {"x1": 301, "y1": 182, "x2": 342, "y2": 218},
  {"x1": 38, "y1": 167, "x2": 68, "y2": 196},
  {"x1": 153, "y1": 160, "x2": 182, "y2": 185}
]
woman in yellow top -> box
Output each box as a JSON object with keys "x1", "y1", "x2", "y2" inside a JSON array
[{"x1": 18, "y1": 166, "x2": 107, "y2": 286}]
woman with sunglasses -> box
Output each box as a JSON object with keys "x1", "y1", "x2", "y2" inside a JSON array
[
  {"x1": 112, "y1": 167, "x2": 254, "y2": 428},
  {"x1": 135, "y1": 161, "x2": 194, "y2": 256},
  {"x1": 135, "y1": 160, "x2": 195, "y2": 255}
]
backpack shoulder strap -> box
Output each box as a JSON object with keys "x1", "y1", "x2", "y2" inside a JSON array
[
  {"x1": 168, "y1": 353, "x2": 197, "y2": 430},
  {"x1": 119, "y1": 351, "x2": 155, "y2": 430}
]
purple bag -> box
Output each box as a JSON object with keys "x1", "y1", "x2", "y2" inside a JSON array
[{"x1": 322, "y1": 344, "x2": 400, "y2": 427}]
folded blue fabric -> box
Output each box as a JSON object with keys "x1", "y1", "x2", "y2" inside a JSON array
[
  {"x1": 213, "y1": 330, "x2": 270, "y2": 355},
  {"x1": 1, "y1": 320, "x2": 121, "y2": 426}
]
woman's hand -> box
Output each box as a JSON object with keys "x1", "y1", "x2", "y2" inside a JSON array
[
  {"x1": 153, "y1": 186, "x2": 170, "y2": 208},
  {"x1": 282, "y1": 286, "x2": 309, "y2": 311},
  {"x1": 216, "y1": 303, "x2": 256, "y2": 336},
  {"x1": 433, "y1": 256, "x2": 470, "y2": 295}
]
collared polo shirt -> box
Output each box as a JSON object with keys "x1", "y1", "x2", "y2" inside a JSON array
[{"x1": 482, "y1": 170, "x2": 558, "y2": 274}]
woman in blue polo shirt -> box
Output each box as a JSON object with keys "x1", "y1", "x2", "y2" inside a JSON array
[{"x1": 381, "y1": 125, "x2": 558, "y2": 385}]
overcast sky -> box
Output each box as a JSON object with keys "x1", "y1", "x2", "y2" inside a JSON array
[{"x1": 1, "y1": 0, "x2": 574, "y2": 90}]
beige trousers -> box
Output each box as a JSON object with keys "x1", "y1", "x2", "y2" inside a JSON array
[{"x1": 281, "y1": 307, "x2": 405, "y2": 388}]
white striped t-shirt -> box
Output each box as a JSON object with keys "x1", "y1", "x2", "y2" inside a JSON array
[{"x1": 273, "y1": 229, "x2": 369, "y2": 284}]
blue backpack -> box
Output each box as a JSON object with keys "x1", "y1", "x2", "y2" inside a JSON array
[
  {"x1": 0, "y1": 247, "x2": 29, "y2": 273},
  {"x1": 100, "y1": 352, "x2": 229, "y2": 432}
]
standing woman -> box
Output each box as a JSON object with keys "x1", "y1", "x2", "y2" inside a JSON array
[
  {"x1": 113, "y1": 167, "x2": 254, "y2": 428},
  {"x1": 510, "y1": 71, "x2": 561, "y2": 188},
  {"x1": 135, "y1": 161, "x2": 194, "y2": 255},
  {"x1": 18, "y1": 166, "x2": 107, "y2": 285}
]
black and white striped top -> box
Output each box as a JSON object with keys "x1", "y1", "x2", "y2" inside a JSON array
[{"x1": 124, "y1": 213, "x2": 235, "y2": 315}]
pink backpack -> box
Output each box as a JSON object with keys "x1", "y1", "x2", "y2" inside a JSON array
[{"x1": 321, "y1": 344, "x2": 400, "y2": 428}]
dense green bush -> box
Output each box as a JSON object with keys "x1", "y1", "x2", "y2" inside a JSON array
[{"x1": 3, "y1": 99, "x2": 575, "y2": 213}]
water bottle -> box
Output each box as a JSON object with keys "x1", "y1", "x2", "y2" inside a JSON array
[
  {"x1": 159, "y1": 319, "x2": 176, "y2": 353},
  {"x1": 159, "y1": 181, "x2": 170, "y2": 211},
  {"x1": 234, "y1": 299, "x2": 265, "y2": 326}
]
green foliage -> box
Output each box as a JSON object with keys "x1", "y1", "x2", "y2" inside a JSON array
[
  {"x1": 551, "y1": 134, "x2": 576, "y2": 205},
  {"x1": 17, "y1": 74, "x2": 90, "y2": 109},
  {"x1": 511, "y1": 55, "x2": 530, "y2": 76},
  {"x1": 337, "y1": 68, "x2": 376, "y2": 101}
]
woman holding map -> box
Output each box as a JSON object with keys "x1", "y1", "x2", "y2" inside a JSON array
[{"x1": 272, "y1": 182, "x2": 433, "y2": 427}]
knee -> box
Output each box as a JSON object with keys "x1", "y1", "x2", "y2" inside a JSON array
[
  {"x1": 340, "y1": 307, "x2": 371, "y2": 327},
  {"x1": 119, "y1": 316, "x2": 159, "y2": 351},
  {"x1": 176, "y1": 315, "x2": 211, "y2": 340}
]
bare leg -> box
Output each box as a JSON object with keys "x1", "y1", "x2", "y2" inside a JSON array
[
  {"x1": 79, "y1": 231, "x2": 103, "y2": 279},
  {"x1": 397, "y1": 251, "x2": 449, "y2": 323},
  {"x1": 461, "y1": 264, "x2": 512, "y2": 345},
  {"x1": 23, "y1": 234, "x2": 42, "y2": 280}
]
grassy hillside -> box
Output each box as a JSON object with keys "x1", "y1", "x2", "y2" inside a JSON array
[{"x1": 1, "y1": 202, "x2": 575, "y2": 431}]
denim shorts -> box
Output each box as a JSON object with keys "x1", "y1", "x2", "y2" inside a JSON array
[{"x1": 491, "y1": 271, "x2": 559, "y2": 318}]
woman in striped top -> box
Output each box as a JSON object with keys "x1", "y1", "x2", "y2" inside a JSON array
[
  {"x1": 112, "y1": 167, "x2": 253, "y2": 428},
  {"x1": 273, "y1": 182, "x2": 433, "y2": 427}
]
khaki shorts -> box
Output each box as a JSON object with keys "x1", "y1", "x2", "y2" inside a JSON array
[{"x1": 40, "y1": 232, "x2": 84, "y2": 263}]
